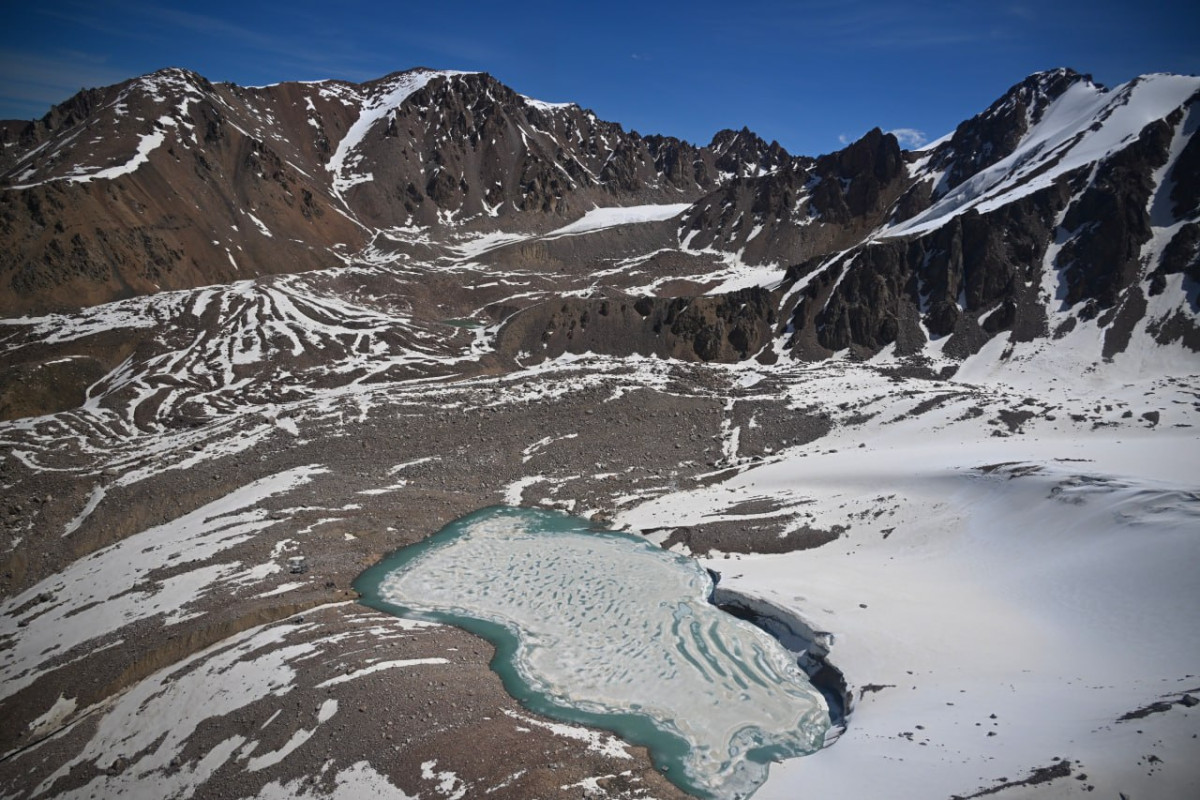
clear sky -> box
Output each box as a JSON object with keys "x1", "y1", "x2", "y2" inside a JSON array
[{"x1": 1, "y1": 0, "x2": 1197, "y2": 156}]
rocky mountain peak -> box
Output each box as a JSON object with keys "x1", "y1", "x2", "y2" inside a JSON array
[
  {"x1": 925, "y1": 67, "x2": 1094, "y2": 195},
  {"x1": 709, "y1": 126, "x2": 792, "y2": 179},
  {"x1": 1018, "y1": 66, "x2": 1091, "y2": 97},
  {"x1": 0, "y1": 69, "x2": 212, "y2": 171},
  {"x1": 816, "y1": 127, "x2": 901, "y2": 181},
  {"x1": 121, "y1": 66, "x2": 216, "y2": 111}
]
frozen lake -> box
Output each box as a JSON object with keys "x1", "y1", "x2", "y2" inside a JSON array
[{"x1": 355, "y1": 506, "x2": 829, "y2": 799}]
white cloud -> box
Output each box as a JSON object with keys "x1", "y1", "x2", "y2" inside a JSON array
[{"x1": 887, "y1": 127, "x2": 928, "y2": 148}]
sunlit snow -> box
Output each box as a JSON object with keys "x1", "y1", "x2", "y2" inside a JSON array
[
  {"x1": 546, "y1": 203, "x2": 693, "y2": 237},
  {"x1": 369, "y1": 507, "x2": 829, "y2": 800}
]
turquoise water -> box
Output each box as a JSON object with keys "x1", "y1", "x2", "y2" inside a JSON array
[{"x1": 354, "y1": 506, "x2": 829, "y2": 799}]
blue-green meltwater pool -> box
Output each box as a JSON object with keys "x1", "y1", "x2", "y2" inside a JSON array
[{"x1": 354, "y1": 506, "x2": 829, "y2": 800}]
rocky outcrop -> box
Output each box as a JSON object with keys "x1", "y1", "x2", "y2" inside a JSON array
[
  {"x1": 494, "y1": 287, "x2": 778, "y2": 364},
  {"x1": 1056, "y1": 114, "x2": 1174, "y2": 315},
  {"x1": 1169, "y1": 105, "x2": 1200, "y2": 219},
  {"x1": 781, "y1": 72, "x2": 1200, "y2": 359},
  {"x1": 675, "y1": 128, "x2": 907, "y2": 268},
  {"x1": 708, "y1": 127, "x2": 792, "y2": 179},
  {"x1": 809, "y1": 127, "x2": 906, "y2": 223},
  {"x1": 924, "y1": 68, "x2": 1087, "y2": 195}
]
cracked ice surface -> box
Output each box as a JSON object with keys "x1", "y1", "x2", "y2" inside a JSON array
[{"x1": 369, "y1": 506, "x2": 829, "y2": 800}]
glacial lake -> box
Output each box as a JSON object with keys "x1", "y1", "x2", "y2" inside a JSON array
[{"x1": 354, "y1": 506, "x2": 829, "y2": 800}]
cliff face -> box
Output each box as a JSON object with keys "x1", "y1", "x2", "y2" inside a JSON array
[
  {"x1": 674, "y1": 127, "x2": 909, "y2": 269},
  {"x1": 495, "y1": 288, "x2": 779, "y2": 364},
  {"x1": 777, "y1": 71, "x2": 1200, "y2": 361}
]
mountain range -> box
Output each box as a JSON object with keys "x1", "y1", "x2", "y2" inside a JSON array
[{"x1": 2, "y1": 66, "x2": 1197, "y2": 368}]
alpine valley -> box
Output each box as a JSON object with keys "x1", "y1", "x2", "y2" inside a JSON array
[{"x1": 0, "y1": 65, "x2": 1197, "y2": 800}]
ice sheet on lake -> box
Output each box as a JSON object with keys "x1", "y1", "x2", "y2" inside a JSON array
[{"x1": 373, "y1": 507, "x2": 828, "y2": 800}]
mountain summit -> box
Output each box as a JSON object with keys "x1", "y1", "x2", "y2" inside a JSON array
[{"x1": 1, "y1": 68, "x2": 754, "y2": 311}]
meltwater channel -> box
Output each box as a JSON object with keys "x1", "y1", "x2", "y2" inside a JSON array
[{"x1": 354, "y1": 506, "x2": 830, "y2": 800}]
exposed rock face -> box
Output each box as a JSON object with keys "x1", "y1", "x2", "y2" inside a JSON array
[
  {"x1": 495, "y1": 287, "x2": 779, "y2": 364},
  {"x1": 1170, "y1": 109, "x2": 1200, "y2": 219},
  {"x1": 779, "y1": 71, "x2": 1200, "y2": 359},
  {"x1": 810, "y1": 127, "x2": 905, "y2": 223},
  {"x1": 1056, "y1": 114, "x2": 1173, "y2": 313},
  {"x1": 1156, "y1": 222, "x2": 1200, "y2": 285},
  {"x1": 708, "y1": 127, "x2": 793, "y2": 179},
  {"x1": 782, "y1": 183, "x2": 1068, "y2": 359},
  {"x1": 924, "y1": 68, "x2": 1086, "y2": 195},
  {"x1": 674, "y1": 128, "x2": 907, "y2": 268}
]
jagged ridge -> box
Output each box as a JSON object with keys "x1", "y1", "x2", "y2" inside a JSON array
[{"x1": 1, "y1": 66, "x2": 1197, "y2": 367}]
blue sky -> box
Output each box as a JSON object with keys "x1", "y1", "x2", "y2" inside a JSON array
[{"x1": 1, "y1": 0, "x2": 1197, "y2": 156}]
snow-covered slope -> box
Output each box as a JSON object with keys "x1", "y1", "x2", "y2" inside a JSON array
[
  {"x1": 891, "y1": 71, "x2": 1199, "y2": 236},
  {"x1": 617, "y1": 357, "x2": 1200, "y2": 799},
  {"x1": 779, "y1": 69, "x2": 1200, "y2": 363}
]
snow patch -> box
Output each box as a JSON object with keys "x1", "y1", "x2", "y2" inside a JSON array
[
  {"x1": 327, "y1": 70, "x2": 474, "y2": 195},
  {"x1": 547, "y1": 203, "x2": 692, "y2": 237},
  {"x1": 316, "y1": 658, "x2": 450, "y2": 688}
]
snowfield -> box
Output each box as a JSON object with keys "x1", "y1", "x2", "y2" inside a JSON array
[
  {"x1": 620, "y1": 366, "x2": 1200, "y2": 798},
  {"x1": 546, "y1": 203, "x2": 693, "y2": 237}
]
